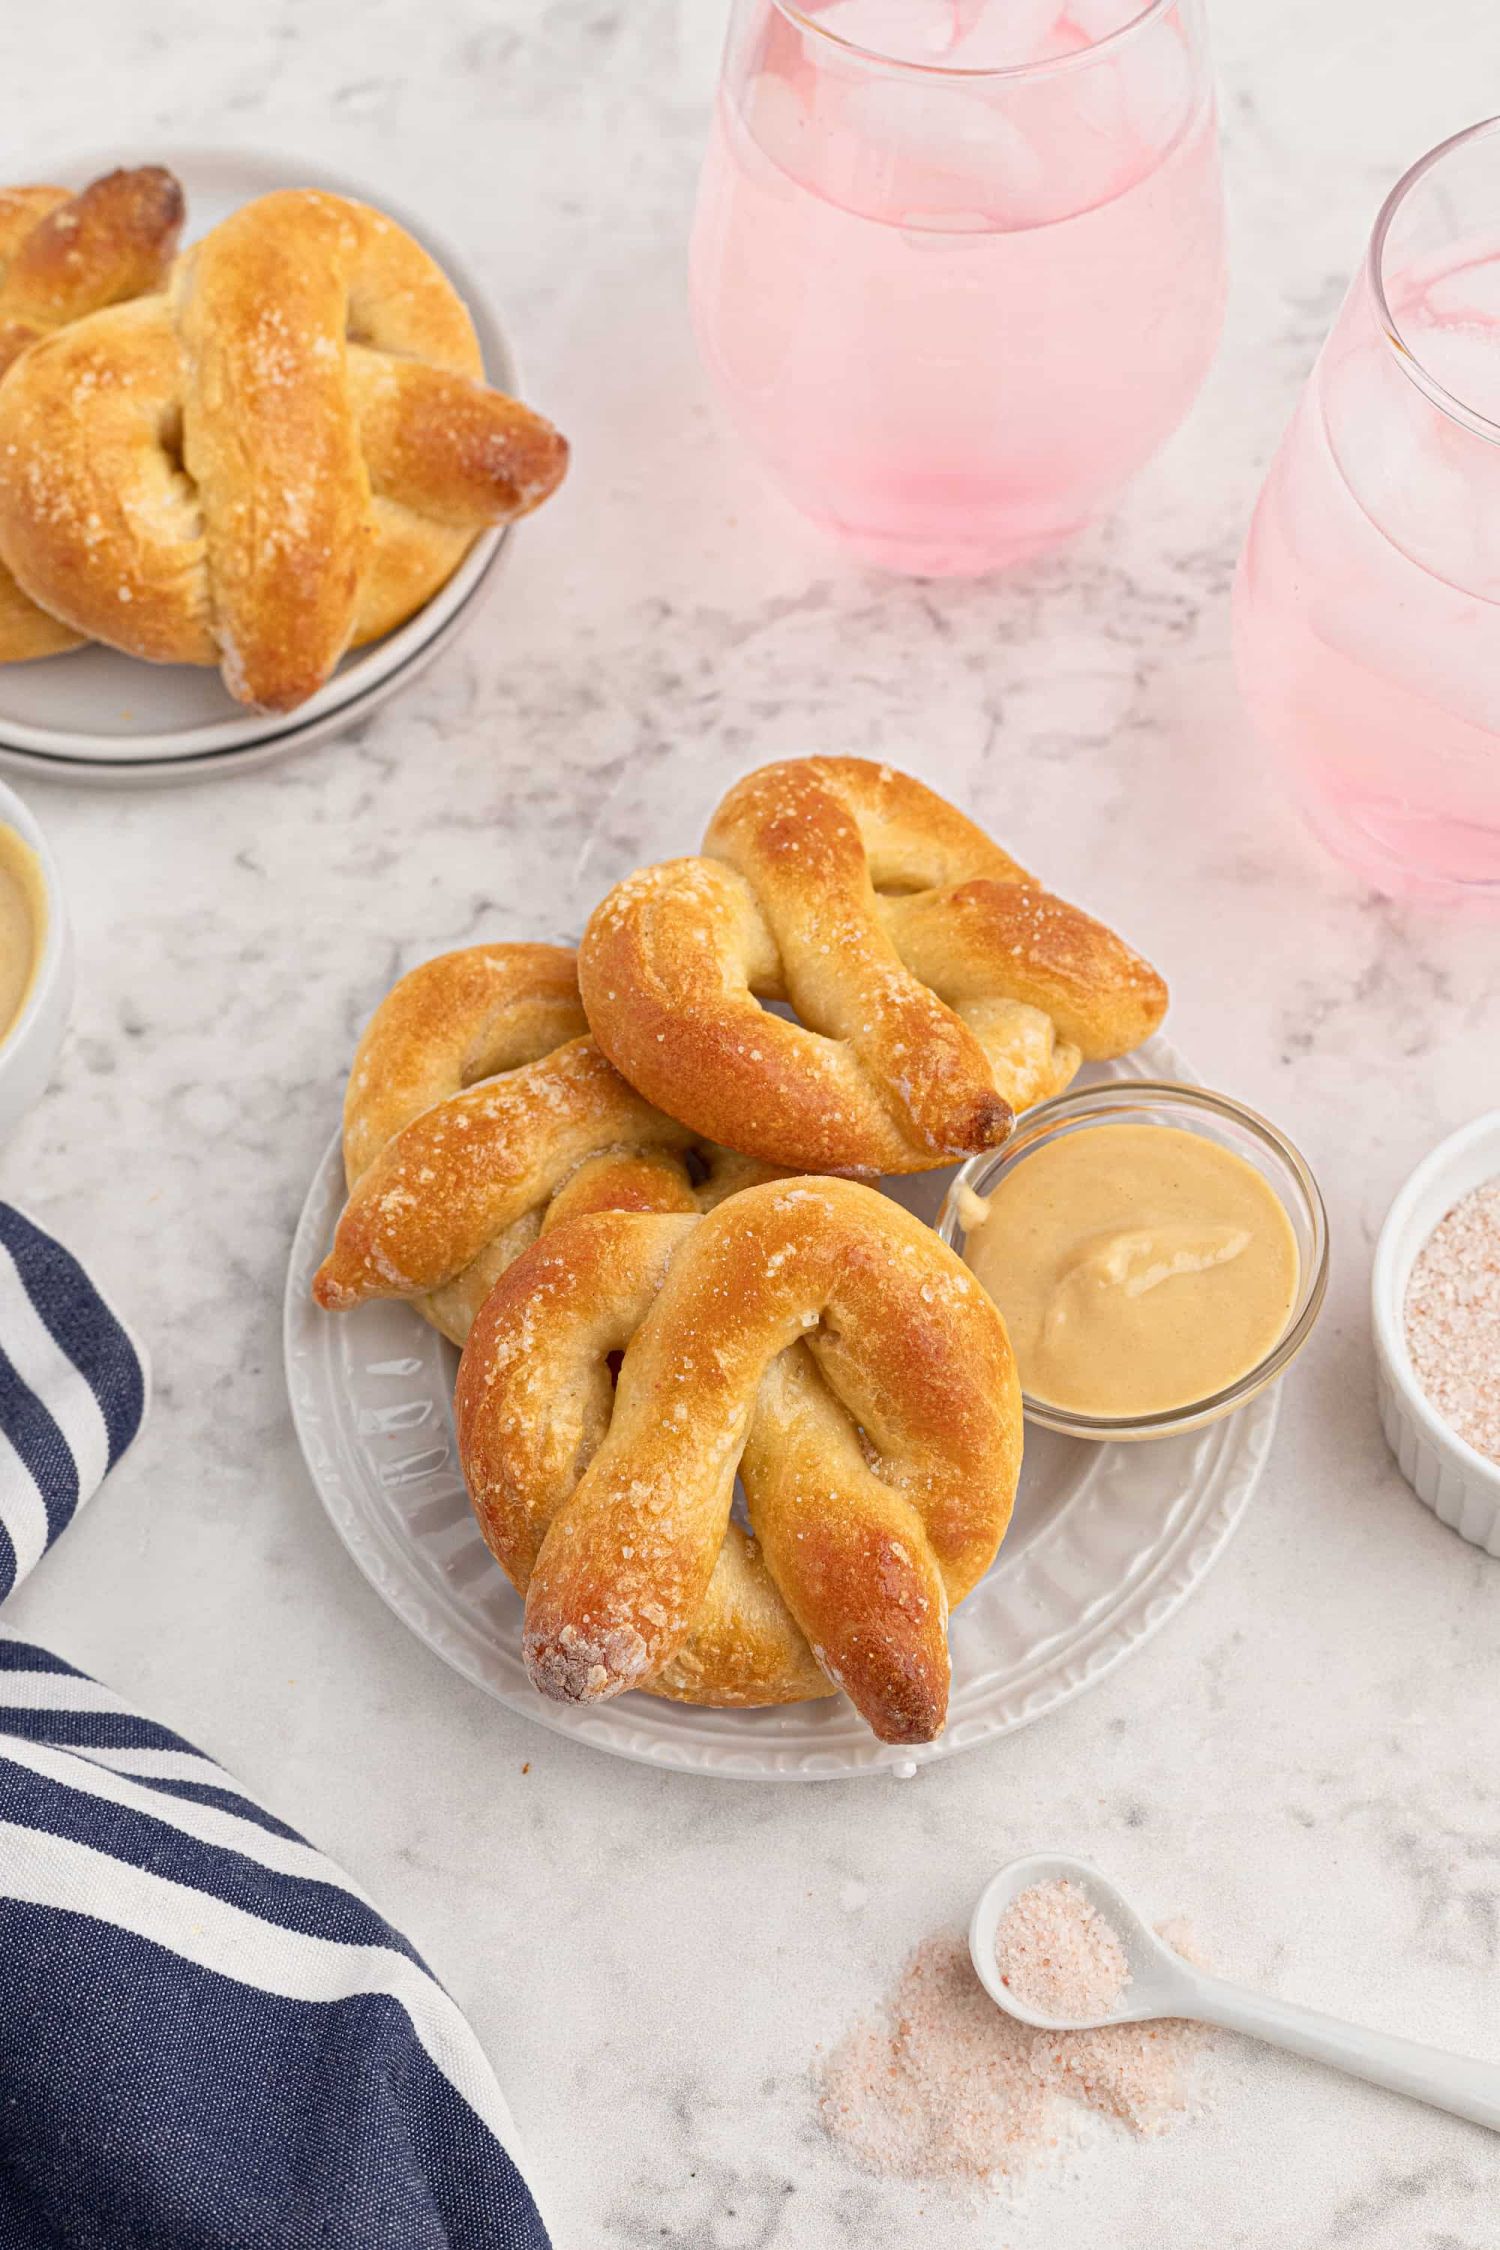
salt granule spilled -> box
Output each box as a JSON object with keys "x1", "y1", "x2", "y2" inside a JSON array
[
  {"x1": 1404, "y1": 1177, "x2": 1500, "y2": 1465},
  {"x1": 817, "y1": 1879, "x2": 1207, "y2": 2190}
]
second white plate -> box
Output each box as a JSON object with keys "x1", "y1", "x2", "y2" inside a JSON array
[
  {"x1": 0, "y1": 542, "x2": 507, "y2": 789},
  {"x1": 0, "y1": 145, "x2": 517, "y2": 770},
  {"x1": 283, "y1": 1035, "x2": 1280, "y2": 1780}
]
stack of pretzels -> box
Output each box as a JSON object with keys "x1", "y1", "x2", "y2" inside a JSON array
[
  {"x1": 314, "y1": 756, "x2": 1169, "y2": 1742},
  {"x1": 0, "y1": 167, "x2": 568, "y2": 709}
]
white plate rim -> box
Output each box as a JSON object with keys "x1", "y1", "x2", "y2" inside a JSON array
[
  {"x1": 0, "y1": 144, "x2": 519, "y2": 762},
  {"x1": 0, "y1": 538, "x2": 508, "y2": 789},
  {"x1": 282, "y1": 1036, "x2": 1281, "y2": 1780}
]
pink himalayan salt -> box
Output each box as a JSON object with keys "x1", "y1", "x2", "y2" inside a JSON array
[
  {"x1": 819, "y1": 1936, "x2": 1052, "y2": 2186},
  {"x1": 1404, "y1": 1178, "x2": 1500, "y2": 1466},
  {"x1": 994, "y1": 1877, "x2": 1130, "y2": 2022},
  {"x1": 818, "y1": 1902, "x2": 1208, "y2": 2190}
]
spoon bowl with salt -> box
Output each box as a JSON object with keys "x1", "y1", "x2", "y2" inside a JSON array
[{"x1": 971, "y1": 1852, "x2": 1500, "y2": 2132}]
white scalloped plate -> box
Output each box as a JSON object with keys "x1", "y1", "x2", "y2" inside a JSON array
[{"x1": 284, "y1": 1035, "x2": 1278, "y2": 1779}]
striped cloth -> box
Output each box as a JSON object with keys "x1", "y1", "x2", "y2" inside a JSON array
[
  {"x1": 0, "y1": 1205, "x2": 551, "y2": 2249},
  {"x1": 0, "y1": 1202, "x2": 146, "y2": 1602}
]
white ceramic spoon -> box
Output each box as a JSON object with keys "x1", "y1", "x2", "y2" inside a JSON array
[{"x1": 969, "y1": 1852, "x2": 1500, "y2": 2133}]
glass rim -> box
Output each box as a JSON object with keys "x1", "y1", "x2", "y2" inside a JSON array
[
  {"x1": 1368, "y1": 114, "x2": 1500, "y2": 446},
  {"x1": 936, "y1": 1080, "x2": 1330, "y2": 1442},
  {"x1": 765, "y1": 0, "x2": 1178, "y2": 83}
]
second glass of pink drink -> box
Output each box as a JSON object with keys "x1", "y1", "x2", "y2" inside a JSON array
[
  {"x1": 690, "y1": 0, "x2": 1227, "y2": 577},
  {"x1": 1235, "y1": 120, "x2": 1500, "y2": 899}
]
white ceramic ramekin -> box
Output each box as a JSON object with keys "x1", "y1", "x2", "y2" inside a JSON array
[
  {"x1": 1372, "y1": 1111, "x2": 1500, "y2": 1555},
  {"x1": 0, "y1": 778, "x2": 73, "y2": 1138}
]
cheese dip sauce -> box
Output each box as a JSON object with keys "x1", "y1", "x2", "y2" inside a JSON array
[
  {"x1": 0, "y1": 824, "x2": 45, "y2": 1049},
  {"x1": 962, "y1": 1123, "x2": 1300, "y2": 1418}
]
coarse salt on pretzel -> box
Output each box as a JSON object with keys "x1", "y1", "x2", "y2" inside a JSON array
[
  {"x1": 313, "y1": 942, "x2": 778, "y2": 1344},
  {"x1": 579, "y1": 756, "x2": 1169, "y2": 1177},
  {"x1": 454, "y1": 1177, "x2": 1023, "y2": 1744}
]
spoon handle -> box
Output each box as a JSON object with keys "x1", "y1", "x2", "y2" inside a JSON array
[{"x1": 1187, "y1": 1970, "x2": 1500, "y2": 2133}]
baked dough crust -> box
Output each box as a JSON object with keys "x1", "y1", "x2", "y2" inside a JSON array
[
  {"x1": 581, "y1": 757, "x2": 1169, "y2": 1175},
  {"x1": 456, "y1": 1179, "x2": 1023, "y2": 1742},
  {"x1": 0, "y1": 189, "x2": 567, "y2": 707}
]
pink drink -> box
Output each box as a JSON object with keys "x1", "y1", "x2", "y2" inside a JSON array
[
  {"x1": 690, "y1": 0, "x2": 1226, "y2": 576},
  {"x1": 1235, "y1": 124, "x2": 1500, "y2": 898}
]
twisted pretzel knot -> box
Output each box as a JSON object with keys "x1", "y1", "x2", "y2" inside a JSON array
[
  {"x1": 455, "y1": 1177, "x2": 1021, "y2": 1744},
  {"x1": 580, "y1": 757, "x2": 1168, "y2": 1176},
  {"x1": 313, "y1": 943, "x2": 776, "y2": 1344},
  {"x1": 0, "y1": 189, "x2": 567, "y2": 710},
  {"x1": 0, "y1": 167, "x2": 184, "y2": 662}
]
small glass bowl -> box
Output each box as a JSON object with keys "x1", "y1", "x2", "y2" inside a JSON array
[{"x1": 936, "y1": 1081, "x2": 1329, "y2": 1443}]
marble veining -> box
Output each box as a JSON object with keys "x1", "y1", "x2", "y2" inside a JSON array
[{"x1": 3, "y1": 2, "x2": 1500, "y2": 2244}]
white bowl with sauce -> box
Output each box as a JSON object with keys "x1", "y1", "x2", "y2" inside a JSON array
[
  {"x1": 0, "y1": 779, "x2": 73, "y2": 1137},
  {"x1": 938, "y1": 1083, "x2": 1329, "y2": 1442}
]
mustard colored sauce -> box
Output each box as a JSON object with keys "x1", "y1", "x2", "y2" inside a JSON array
[
  {"x1": 0, "y1": 825, "x2": 45, "y2": 1049},
  {"x1": 962, "y1": 1123, "x2": 1299, "y2": 1418}
]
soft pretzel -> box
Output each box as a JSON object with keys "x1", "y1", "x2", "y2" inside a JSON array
[
  {"x1": 313, "y1": 942, "x2": 778, "y2": 1344},
  {"x1": 0, "y1": 189, "x2": 568, "y2": 710},
  {"x1": 579, "y1": 757, "x2": 1168, "y2": 1176},
  {"x1": 455, "y1": 1178, "x2": 1022, "y2": 1744},
  {"x1": 0, "y1": 166, "x2": 185, "y2": 662}
]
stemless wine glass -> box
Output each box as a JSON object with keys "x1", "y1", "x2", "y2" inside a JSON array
[
  {"x1": 689, "y1": 0, "x2": 1227, "y2": 578},
  {"x1": 1235, "y1": 119, "x2": 1500, "y2": 900}
]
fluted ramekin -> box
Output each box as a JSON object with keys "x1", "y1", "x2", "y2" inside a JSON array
[{"x1": 1373, "y1": 1111, "x2": 1500, "y2": 1555}]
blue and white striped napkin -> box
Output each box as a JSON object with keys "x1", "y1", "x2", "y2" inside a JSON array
[
  {"x1": 0, "y1": 1203, "x2": 146, "y2": 1602},
  {"x1": 0, "y1": 1203, "x2": 551, "y2": 2250}
]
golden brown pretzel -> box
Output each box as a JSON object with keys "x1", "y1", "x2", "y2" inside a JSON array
[
  {"x1": 0, "y1": 166, "x2": 185, "y2": 662},
  {"x1": 579, "y1": 757, "x2": 1169, "y2": 1176},
  {"x1": 455, "y1": 1178, "x2": 1022, "y2": 1744},
  {"x1": 0, "y1": 189, "x2": 568, "y2": 709},
  {"x1": 313, "y1": 942, "x2": 777, "y2": 1344},
  {"x1": 0, "y1": 167, "x2": 184, "y2": 377}
]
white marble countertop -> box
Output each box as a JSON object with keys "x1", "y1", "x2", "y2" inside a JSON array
[{"x1": 5, "y1": 2, "x2": 1500, "y2": 2243}]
